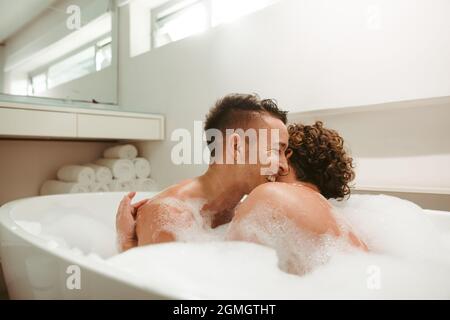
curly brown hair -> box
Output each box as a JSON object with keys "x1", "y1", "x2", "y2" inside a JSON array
[{"x1": 287, "y1": 121, "x2": 355, "y2": 200}]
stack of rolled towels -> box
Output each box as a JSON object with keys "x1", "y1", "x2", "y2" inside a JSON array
[{"x1": 40, "y1": 144, "x2": 158, "y2": 195}]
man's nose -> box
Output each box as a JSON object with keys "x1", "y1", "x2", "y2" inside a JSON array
[{"x1": 278, "y1": 156, "x2": 289, "y2": 176}]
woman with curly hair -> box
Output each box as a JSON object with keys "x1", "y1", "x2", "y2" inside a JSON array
[{"x1": 226, "y1": 121, "x2": 368, "y2": 275}]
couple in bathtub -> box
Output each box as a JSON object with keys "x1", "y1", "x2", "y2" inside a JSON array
[{"x1": 116, "y1": 94, "x2": 367, "y2": 274}]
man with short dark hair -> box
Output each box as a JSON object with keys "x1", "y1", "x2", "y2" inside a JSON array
[{"x1": 116, "y1": 94, "x2": 289, "y2": 251}]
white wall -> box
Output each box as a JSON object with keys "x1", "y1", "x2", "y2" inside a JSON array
[
  {"x1": 0, "y1": 45, "x2": 4, "y2": 92},
  {"x1": 290, "y1": 97, "x2": 450, "y2": 194},
  {"x1": 117, "y1": 0, "x2": 450, "y2": 191}
]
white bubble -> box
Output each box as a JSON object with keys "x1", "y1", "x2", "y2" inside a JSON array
[
  {"x1": 19, "y1": 193, "x2": 450, "y2": 299},
  {"x1": 107, "y1": 194, "x2": 450, "y2": 299}
]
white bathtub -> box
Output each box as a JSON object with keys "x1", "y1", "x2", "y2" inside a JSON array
[
  {"x1": 0, "y1": 192, "x2": 449, "y2": 299},
  {"x1": 0, "y1": 192, "x2": 171, "y2": 299}
]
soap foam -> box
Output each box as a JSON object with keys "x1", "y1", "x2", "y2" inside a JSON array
[
  {"x1": 225, "y1": 202, "x2": 353, "y2": 275},
  {"x1": 17, "y1": 203, "x2": 118, "y2": 257},
  {"x1": 330, "y1": 195, "x2": 450, "y2": 263},
  {"x1": 16, "y1": 193, "x2": 450, "y2": 298},
  {"x1": 107, "y1": 194, "x2": 450, "y2": 299},
  {"x1": 107, "y1": 241, "x2": 450, "y2": 299}
]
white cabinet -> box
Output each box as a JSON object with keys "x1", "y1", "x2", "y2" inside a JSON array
[
  {"x1": 0, "y1": 102, "x2": 164, "y2": 141},
  {"x1": 0, "y1": 108, "x2": 76, "y2": 138},
  {"x1": 77, "y1": 114, "x2": 163, "y2": 140}
]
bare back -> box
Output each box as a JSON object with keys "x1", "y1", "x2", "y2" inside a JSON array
[{"x1": 227, "y1": 182, "x2": 367, "y2": 273}]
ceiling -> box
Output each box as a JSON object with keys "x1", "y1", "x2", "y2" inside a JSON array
[{"x1": 0, "y1": 0, "x2": 57, "y2": 44}]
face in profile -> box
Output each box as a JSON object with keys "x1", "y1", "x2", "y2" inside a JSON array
[
  {"x1": 276, "y1": 148, "x2": 294, "y2": 183},
  {"x1": 244, "y1": 114, "x2": 289, "y2": 187}
]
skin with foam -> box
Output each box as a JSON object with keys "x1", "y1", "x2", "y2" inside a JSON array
[{"x1": 226, "y1": 167, "x2": 368, "y2": 275}]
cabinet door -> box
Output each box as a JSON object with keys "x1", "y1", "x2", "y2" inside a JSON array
[
  {"x1": 77, "y1": 114, "x2": 162, "y2": 140},
  {"x1": 0, "y1": 108, "x2": 77, "y2": 138}
]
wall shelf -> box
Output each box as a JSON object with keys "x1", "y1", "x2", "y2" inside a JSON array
[
  {"x1": 0, "y1": 100, "x2": 164, "y2": 141},
  {"x1": 288, "y1": 95, "x2": 450, "y2": 121},
  {"x1": 354, "y1": 185, "x2": 450, "y2": 195}
]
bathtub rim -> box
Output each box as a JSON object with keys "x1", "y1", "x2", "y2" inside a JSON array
[{"x1": 0, "y1": 192, "x2": 195, "y2": 299}]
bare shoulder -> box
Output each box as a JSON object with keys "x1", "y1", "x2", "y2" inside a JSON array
[
  {"x1": 246, "y1": 182, "x2": 299, "y2": 205},
  {"x1": 137, "y1": 177, "x2": 206, "y2": 220},
  {"x1": 236, "y1": 182, "x2": 336, "y2": 235},
  {"x1": 137, "y1": 178, "x2": 196, "y2": 212},
  {"x1": 235, "y1": 182, "x2": 295, "y2": 217},
  {"x1": 253, "y1": 182, "x2": 296, "y2": 193}
]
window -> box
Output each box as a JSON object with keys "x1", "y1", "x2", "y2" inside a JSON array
[
  {"x1": 30, "y1": 73, "x2": 47, "y2": 95},
  {"x1": 48, "y1": 46, "x2": 96, "y2": 89},
  {"x1": 96, "y1": 37, "x2": 113, "y2": 71},
  {"x1": 211, "y1": 0, "x2": 275, "y2": 26},
  {"x1": 29, "y1": 37, "x2": 112, "y2": 95},
  {"x1": 152, "y1": 0, "x2": 209, "y2": 48},
  {"x1": 151, "y1": 0, "x2": 277, "y2": 49}
]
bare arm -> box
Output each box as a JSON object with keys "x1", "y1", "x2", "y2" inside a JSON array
[
  {"x1": 135, "y1": 203, "x2": 176, "y2": 246},
  {"x1": 135, "y1": 202, "x2": 195, "y2": 246}
]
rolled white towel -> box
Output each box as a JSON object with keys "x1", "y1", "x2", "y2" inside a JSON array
[
  {"x1": 128, "y1": 179, "x2": 138, "y2": 192},
  {"x1": 133, "y1": 157, "x2": 151, "y2": 179},
  {"x1": 40, "y1": 180, "x2": 90, "y2": 195},
  {"x1": 84, "y1": 163, "x2": 113, "y2": 183},
  {"x1": 56, "y1": 165, "x2": 95, "y2": 185},
  {"x1": 108, "y1": 179, "x2": 135, "y2": 192},
  {"x1": 95, "y1": 158, "x2": 136, "y2": 181},
  {"x1": 89, "y1": 182, "x2": 110, "y2": 193},
  {"x1": 135, "y1": 178, "x2": 158, "y2": 192},
  {"x1": 103, "y1": 144, "x2": 138, "y2": 160}
]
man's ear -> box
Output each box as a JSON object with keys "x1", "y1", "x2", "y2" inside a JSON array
[
  {"x1": 226, "y1": 132, "x2": 241, "y2": 163},
  {"x1": 285, "y1": 148, "x2": 293, "y2": 159}
]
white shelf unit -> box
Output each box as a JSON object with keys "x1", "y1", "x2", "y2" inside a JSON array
[
  {"x1": 354, "y1": 185, "x2": 450, "y2": 195},
  {"x1": 0, "y1": 101, "x2": 164, "y2": 141}
]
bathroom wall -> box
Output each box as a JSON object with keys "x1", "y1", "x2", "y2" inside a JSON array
[
  {"x1": 0, "y1": 45, "x2": 4, "y2": 92},
  {"x1": 289, "y1": 97, "x2": 450, "y2": 211},
  {"x1": 290, "y1": 98, "x2": 450, "y2": 191},
  {"x1": 117, "y1": 0, "x2": 450, "y2": 202}
]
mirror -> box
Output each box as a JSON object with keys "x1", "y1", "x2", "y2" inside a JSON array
[{"x1": 0, "y1": 0, "x2": 118, "y2": 106}]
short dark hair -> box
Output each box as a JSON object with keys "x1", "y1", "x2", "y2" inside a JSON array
[
  {"x1": 204, "y1": 94, "x2": 288, "y2": 154},
  {"x1": 205, "y1": 93, "x2": 287, "y2": 133}
]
